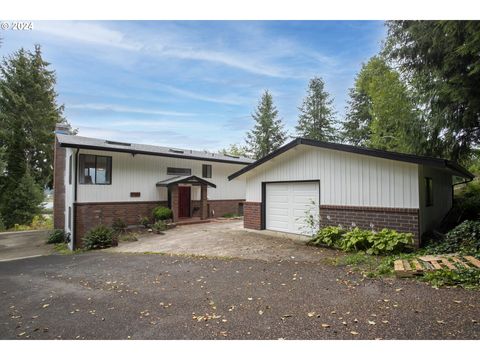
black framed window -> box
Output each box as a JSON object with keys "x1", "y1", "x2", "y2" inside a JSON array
[
  {"x1": 68, "y1": 155, "x2": 72, "y2": 185},
  {"x1": 167, "y1": 167, "x2": 191, "y2": 176},
  {"x1": 202, "y1": 164, "x2": 212, "y2": 178},
  {"x1": 425, "y1": 177, "x2": 433, "y2": 207},
  {"x1": 79, "y1": 154, "x2": 112, "y2": 185}
]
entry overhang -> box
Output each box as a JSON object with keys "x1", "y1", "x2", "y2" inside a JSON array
[{"x1": 156, "y1": 175, "x2": 217, "y2": 188}]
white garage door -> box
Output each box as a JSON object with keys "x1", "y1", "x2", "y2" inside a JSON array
[{"x1": 265, "y1": 182, "x2": 319, "y2": 235}]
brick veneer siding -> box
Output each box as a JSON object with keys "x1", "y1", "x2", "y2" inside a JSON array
[
  {"x1": 319, "y1": 205, "x2": 420, "y2": 246},
  {"x1": 244, "y1": 202, "x2": 262, "y2": 230},
  {"x1": 53, "y1": 138, "x2": 66, "y2": 230},
  {"x1": 191, "y1": 199, "x2": 245, "y2": 218},
  {"x1": 74, "y1": 201, "x2": 167, "y2": 248}
]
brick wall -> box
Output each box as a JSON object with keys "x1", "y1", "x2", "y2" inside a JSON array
[
  {"x1": 191, "y1": 199, "x2": 245, "y2": 217},
  {"x1": 53, "y1": 137, "x2": 66, "y2": 230},
  {"x1": 244, "y1": 202, "x2": 262, "y2": 230},
  {"x1": 74, "y1": 201, "x2": 167, "y2": 248},
  {"x1": 319, "y1": 205, "x2": 420, "y2": 246}
]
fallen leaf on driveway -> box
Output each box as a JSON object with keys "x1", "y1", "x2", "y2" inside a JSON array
[
  {"x1": 437, "y1": 320, "x2": 446, "y2": 324},
  {"x1": 247, "y1": 297, "x2": 253, "y2": 301},
  {"x1": 321, "y1": 324, "x2": 330, "y2": 328},
  {"x1": 453, "y1": 300, "x2": 462, "y2": 304},
  {"x1": 17, "y1": 332, "x2": 26, "y2": 337},
  {"x1": 395, "y1": 288, "x2": 403, "y2": 292},
  {"x1": 350, "y1": 331, "x2": 359, "y2": 335},
  {"x1": 42, "y1": 304, "x2": 49, "y2": 308},
  {"x1": 307, "y1": 312, "x2": 316, "y2": 317},
  {"x1": 368, "y1": 320, "x2": 376, "y2": 325},
  {"x1": 382, "y1": 320, "x2": 389, "y2": 324},
  {"x1": 258, "y1": 310, "x2": 264, "y2": 315}
]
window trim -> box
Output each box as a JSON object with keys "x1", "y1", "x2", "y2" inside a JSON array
[
  {"x1": 167, "y1": 167, "x2": 191, "y2": 176},
  {"x1": 425, "y1": 177, "x2": 433, "y2": 207},
  {"x1": 78, "y1": 154, "x2": 112, "y2": 185},
  {"x1": 202, "y1": 164, "x2": 212, "y2": 178}
]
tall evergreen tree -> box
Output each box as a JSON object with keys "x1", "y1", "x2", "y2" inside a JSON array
[
  {"x1": 384, "y1": 20, "x2": 480, "y2": 162},
  {"x1": 245, "y1": 90, "x2": 287, "y2": 159},
  {"x1": 295, "y1": 77, "x2": 337, "y2": 141},
  {"x1": 342, "y1": 85, "x2": 372, "y2": 146},
  {"x1": 0, "y1": 45, "x2": 66, "y2": 227},
  {"x1": 342, "y1": 56, "x2": 424, "y2": 154}
]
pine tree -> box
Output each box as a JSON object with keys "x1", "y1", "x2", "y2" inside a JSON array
[
  {"x1": 0, "y1": 170, "x2": 44, "y2": 229},
  {"x1": 342, "y1": 85, "x2": 372, "y2": 146},
  {"x1": 295, "y1": 77, "x2": 337, "y2": 142},
  {"x1": 0, "y1": 45, "x2": 66, "y2": 226},
  {"x1": 245, "y1": 90, "x2": 287, "y2": 159}
]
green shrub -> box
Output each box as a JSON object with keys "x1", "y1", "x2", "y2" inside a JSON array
[
  {"x1": 112, "y1": 218, "x2": 127, "y2": 233},
  {"x1": 339, "y1": 227, "x2": 372, "y2": 251},
  {"x1": 118, "y1": 232, "x2": 138, "y2": 242},
  {"x1": 366, "y1": 229, "x2": 413, "y2": 255},
  {"x1": 151, "y1": 220, "x2": 167, "y2": 234},
  {"x1": 221, "y1": 213, "x2": 237, "y2": 218},
  {"x1": 0, "y1": 216, "x2": 5, "y2": 232},
  {"x1": 422, "y1": 268, "x2": 480, "y2": 289},
  {"x1": 83, "y1": 225, "x2": 115, "y2": 250},
  {"x1": 308, "y1": 226, "x2": 346, "y2": 247},
  {"x1": 308, "y1": 226, "x2": 414, "y2": 255},
  {"x1": 138, "y1": 216, "x2": 150, "y2": 227},
  {"x1": 153, "y1": 206, "x2": 173, "y2": 221},
  {"x1": 47, "y1": 229, "x2": 66, "y2": 244},
  {"x1": 430, "y1": 220, "x2": 480, "y2": 254}
]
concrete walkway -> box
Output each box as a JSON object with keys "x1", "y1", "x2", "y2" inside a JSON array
[
  {"x1": 0, "y1": 230, "x2": 53, "y2": 262},
  {"x1": 109, "y1": 220, "x2": 340, "y2": 262}
]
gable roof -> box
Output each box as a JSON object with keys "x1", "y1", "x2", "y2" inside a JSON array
[
  {"x1": 56, "y1": 134, "x2": 254, "y2": 165},
  {"x1": 228, "y1": 138, "x2": 474, "y2": 180},
  {"x1": 156, "y1": 175, "x2": 216, "y2": 188}
]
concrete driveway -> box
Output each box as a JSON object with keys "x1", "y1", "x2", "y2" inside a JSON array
[
  {"x1": 0, "y1": 230, "x2": 53, "y2": 262},
  {"x1": 110, "y1": 220, "x2": 340, "y2": 262}
]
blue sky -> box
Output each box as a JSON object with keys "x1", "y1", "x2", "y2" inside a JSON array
[{"x1": 0, "y1": 21, "x2": 386, "y2": 151}]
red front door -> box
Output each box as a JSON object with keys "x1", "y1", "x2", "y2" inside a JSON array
[{"x1": 178, "y1": 186, "x2": 191, "y2": 218}]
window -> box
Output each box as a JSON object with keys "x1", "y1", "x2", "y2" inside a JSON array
[
  {"x1": 68, "y1": 155, "x2": 72, "y2": 185},
  {"x1": 202, "y1": 164, "x2": 212, "y2": 178},
  {"x1": 425, "y1": 177, "x2": 433, "y2": 207},
  {"x1": 167, "y1": 167, "x2": 191, "y2": 176},
  {"x1": 79, "y1": 154, "x2": 112, "y2": 185}
]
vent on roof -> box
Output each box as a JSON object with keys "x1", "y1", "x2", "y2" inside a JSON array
[
  {"x1": 106, "y1": 140, "x2": 131, "y2": 146},
  {"x1": 169, "y1": 148, "x2": 184, "y2": 154},
  {"x1": 224, "y1": 154, "x2": 240, "y2": 159}
]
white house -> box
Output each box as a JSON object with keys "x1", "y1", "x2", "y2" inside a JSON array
[
  {"x1": 53, "y1": 127, "x2": 254, "y2": 249},
  {"x1": 228, "y1": 138, "x2": 473, "y2": 246}
]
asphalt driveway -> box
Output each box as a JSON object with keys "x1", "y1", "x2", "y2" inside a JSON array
[
  {"x1": 110, "y1": 220, "x2": 340, "y2": 262},
  {"x1": 1, "y1": 252, "x2": 479, "y2": 340},
  {"x1": 0, "y1": 230, "x2": 53, "y2": 262}
]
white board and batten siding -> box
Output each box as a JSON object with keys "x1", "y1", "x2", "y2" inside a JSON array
[
  {"x1": 74, "y1": 149, "x2": 247, "y2": 203},
  {"x1": 246, "y1": 145, "x2": 420, "y2": 209}
]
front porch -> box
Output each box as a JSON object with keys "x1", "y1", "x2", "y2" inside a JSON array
[{"x1": 156, "y1": 175, "x2": 216, "y2": 223}]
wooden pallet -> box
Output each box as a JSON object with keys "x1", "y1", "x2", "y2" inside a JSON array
[{"x1": 394, "y1": 254, "x2": 480, "y2": 277}]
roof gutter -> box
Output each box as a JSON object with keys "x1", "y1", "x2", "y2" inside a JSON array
[
  {"x1": 58, "y1": 142, "x2": 253, "y2": 166},
  {"x1": 228, "y1": 138, "x2": 474, "y2": 181}
]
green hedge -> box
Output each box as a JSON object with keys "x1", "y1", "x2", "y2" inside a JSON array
[
  {"x1": 153, "y1": 206, "x2": 173, "y2": 221},
  {"x1": 83, "y1": 225, "x2": 115, "y2": 250},
  {"x1": 308, "y1": 226, "x2": 413, "y2": 255}
]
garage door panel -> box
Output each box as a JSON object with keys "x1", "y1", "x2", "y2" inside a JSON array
[{"x1": 265, "y1": 182, "x2": 319, "y2": 235}]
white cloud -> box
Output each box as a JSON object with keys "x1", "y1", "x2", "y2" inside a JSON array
[
  {"x1": 68, "y1": 103, "x2": 195, "y2": 117},
  {"x1": 35, "y1": 21, "x2": 142, "y2": 51},
  {"x1": 160, "y1": 85, "x2": 247, "y2": 105},
  {"x1": 33, "y1": 21, "x2": 334, "y2": 78}
]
